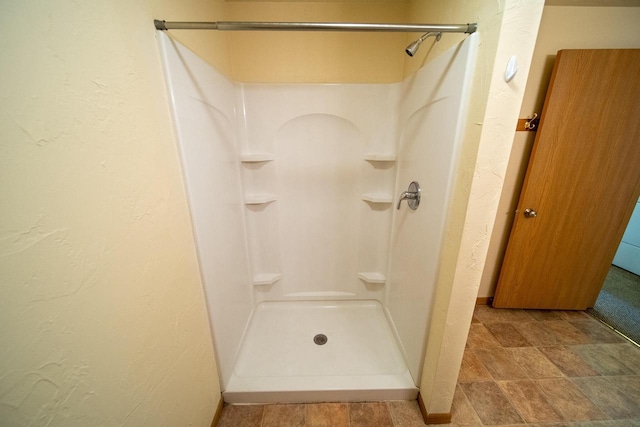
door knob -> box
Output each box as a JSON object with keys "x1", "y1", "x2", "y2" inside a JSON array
[{"x1": 523, "y1": 208, "x2": 537, "y2": 218}]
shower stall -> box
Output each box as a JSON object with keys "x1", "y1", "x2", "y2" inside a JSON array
[{"x1": 157, "y1": 28, "x2": 477, "y2": 403}]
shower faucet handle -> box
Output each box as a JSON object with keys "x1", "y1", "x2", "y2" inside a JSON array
[
  {"x1": 396, "y1": 191, "x2": 414, "y2": 209},
  {"x1": 397, "y1": 181, "x2": 421, "y2": 210}
]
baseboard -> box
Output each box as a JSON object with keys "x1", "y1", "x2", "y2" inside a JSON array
[
  {"x1": 476, "y1": 297, "x2": 493, "y2": 306},
  {"x1": 425, "y1": 412, "x2": 452, "y2": 424},
  {"x1": 210, "y1": 394, "x2": 224, "y2": 427},
  {"x1": 417, "y1": 392, "x2": 452, "y2": 425}
]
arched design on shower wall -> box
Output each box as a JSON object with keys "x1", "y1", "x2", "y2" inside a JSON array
[
  {"x1": 158, "y1": 29, "x2": 477, "y2": 403},
  {"x1": 237, "y1": 85, "x2": 399, "y2": 302},
  {"x1": 275, "y1": 114, "x2": 364, "y2": 295}
]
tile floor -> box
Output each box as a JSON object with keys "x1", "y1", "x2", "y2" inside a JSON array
[
  {"x1": 217, "y1": 401, "x2": 425, "y2": 427},
  {"x1": 217, "y1": 305, "x2": 640, "y2": 426}
]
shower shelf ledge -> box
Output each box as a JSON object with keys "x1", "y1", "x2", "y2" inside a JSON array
[
  {"x1": 253, "y1": 273, "x2": 282, "y2": 286},
  {"x1": 361, "y1": 193, "x2": 393, "y2": 204},
  {"x1": 363, "y1": 154, "x2": 397, "y2": 162},
  {"x1": 245, "y1": 194, "x2": 277, "y2": 205},
  {"x1": 357, "y1": 272, "x2": 386, "y2": 284},
  {"x1": 240, "y1": 153, "x2": 275, "y2": 163}
]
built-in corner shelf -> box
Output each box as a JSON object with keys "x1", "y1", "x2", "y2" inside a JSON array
[
  {"x1": 357, "y1": 272, "x2": 386, "y2": 284},
  {"x1": 361, "y1": 193, "x2": 393, "y2": 204},
  {"x1": 363, "y1": 154, "x2": 397, "y2": 162},
  {"x1": 253, "y1": 273, "x2": 282, "y2": 286},
  {"x1": 245, "y1": 194, "x2": 277, "y2": 205},
  {"x1": 240, "y1": 153, "x2": 275, "y2": 163}
]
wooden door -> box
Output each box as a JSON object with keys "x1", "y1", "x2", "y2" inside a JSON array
[{"x1": 493, "y1": 49, "x2": 640, "y2": 310}]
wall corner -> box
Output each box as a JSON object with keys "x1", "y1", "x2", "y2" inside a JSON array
[{"x1": 418, "y1": 0, "x2": 544, "y2": 416}]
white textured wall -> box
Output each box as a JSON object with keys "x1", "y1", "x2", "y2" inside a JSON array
[{"x1": 0, "y1": 2, "x2": 221, "y2": 425}]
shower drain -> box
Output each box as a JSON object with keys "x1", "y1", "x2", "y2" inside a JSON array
[{"x1": 313, "y1": 334, "x2": 328, "y2": 345}]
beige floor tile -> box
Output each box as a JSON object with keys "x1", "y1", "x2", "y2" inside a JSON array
[
  {"x1": 217, "y1": 404, "x2": 264, "y2": 427},
  {"x1": 537, "y1": 345, "x2": 600, "y2": 377},
  {"x1": 262, "y1": 404, "x2": 305, "y2": 427},
  {"x1": 572, "y1": 377, "x2": 640, "y2": 419},
  {"x1": 573, "y1": 420, "x2": 640, "y2": 426},
  {"x1": 499, "y1": 308, "x2": 537, "y2": 323},
  {"x1": 571, "y1": 344, "x2": 636, "y2": 376},
  {"x1": 544, "y1": 320, "x2": 593, "y2": 345},
  {"x1": 609, "y1": 375, "x2": 640, "y2": 402},
  {"x1": 349, "y1": 402, "x2": 394, "y2": 427},
  {"x1": 474, "y1": 305, "x2": 534, "y2": 323},
  {"x1": 599, "y1": 343, "x2": 640, "y2": 374},
  {"x1": 535, "y1": 378, "x2": 607, "y2": 421},
  {"x1": 387, "y1": 400, "x2": 426, "y2": 427},
  {"x1": 557, "y1": 310, "x2": 592, "y2": 321},
  {"x1": 497, "y1": 380, "x2": 565, "y2": 423},
  {"x1": 473, "y1": 347, "x2": 529, "y2": 380},
  {"x1": 450, "y1": 385, "x2": 482, "y2": 426},
  {"x1": 460, "y1": 381, "x2": 524, "y2": 425},
  {"x1": 508, "y1": 346, "x2": 565, "y2": 378},
  {"x1": 465, "y1": 324, "x2": 502, "y2": 349},
  {"x1": 524, "y1": 423, "x2": 573, "y2": 427},
  {"x1": 484, "y1": 322, "x2": 531, "y2": 347},
  {"x1": 473, "y1": 305, "x2": 506, "y2": 323},
  {"x1": 513, "y1": 321, "x2": 562, "y2": 346},
  {"x1": 527, "y1": 310, "x2": 566, "y2": 322},
  {"x1": 458, "y1": 349, "x2": 493, "y2": 383},
  {"x1": 306, "y1": 403, "x2": 349, "y2": 427},
  {"x1": 569, "y1": 320, "x2": 626, "y2": 344}
]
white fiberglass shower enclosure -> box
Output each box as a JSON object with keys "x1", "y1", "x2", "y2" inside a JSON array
[{"x1": 158, "y1": 31, "x2": 477, "y2": 403}]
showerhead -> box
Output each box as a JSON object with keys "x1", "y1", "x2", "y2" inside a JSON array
[
  {"x1": 405, "y1": 40, "x2": 421, "y2": 57},
  {"x1": 405, "y1": 32, "x2": 442, "y2": 57}
]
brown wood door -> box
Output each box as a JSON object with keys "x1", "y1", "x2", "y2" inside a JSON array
[{"x1": 493, "y1": 49, "x2": 640, "y2": 310}]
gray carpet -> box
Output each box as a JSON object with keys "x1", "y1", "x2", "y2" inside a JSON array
[{"x1": 587, "y1": 265, "x2": 640, "y2": 344}]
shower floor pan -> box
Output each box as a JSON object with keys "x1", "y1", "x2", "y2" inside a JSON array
[{"x1": 223, "y1": 300, "x2": 418, "y2": 403}]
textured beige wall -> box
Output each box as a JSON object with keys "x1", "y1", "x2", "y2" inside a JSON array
[
  {"x1": 413, "y1": 0, "x2": 545, "y2": 415},
  {"x1": 225, "y1": 1, "x2": 409, "y2": 82},
  {"x1": 0, "y1": 1, "x2": 223, "y2": 425},
  {"x1": 478, "y1": 5, "x2": 640, "y2": 299},
  {"x1": 409, "y1": 0, "x2": 507, "y2": 406}
]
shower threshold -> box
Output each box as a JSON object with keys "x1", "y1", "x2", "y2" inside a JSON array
[{"x1": 223, "y1": 300, "x2": 418, "y2": 404}]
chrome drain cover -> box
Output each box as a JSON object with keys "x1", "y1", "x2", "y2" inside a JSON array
[{"x1": 313, "y1": 334, "x2": 328, "y2": 345}]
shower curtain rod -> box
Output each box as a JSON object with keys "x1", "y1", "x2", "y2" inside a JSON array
[{"x1": 154, "y1": 20, "x2": 477, "y2": 34}]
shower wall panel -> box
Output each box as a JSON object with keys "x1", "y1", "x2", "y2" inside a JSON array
[
  {"x1": 160, "y1": 31, "x2": 477, "y2": 391},
  {"x1": 238, "y1": 85, "x2": 400, "y2": 302},
  {"x1": 388, "y1": 34, "x2": 478, "y2": 382},
  {"x1": 158, "y1": 33, "x2": 253, "y2": 388}
]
